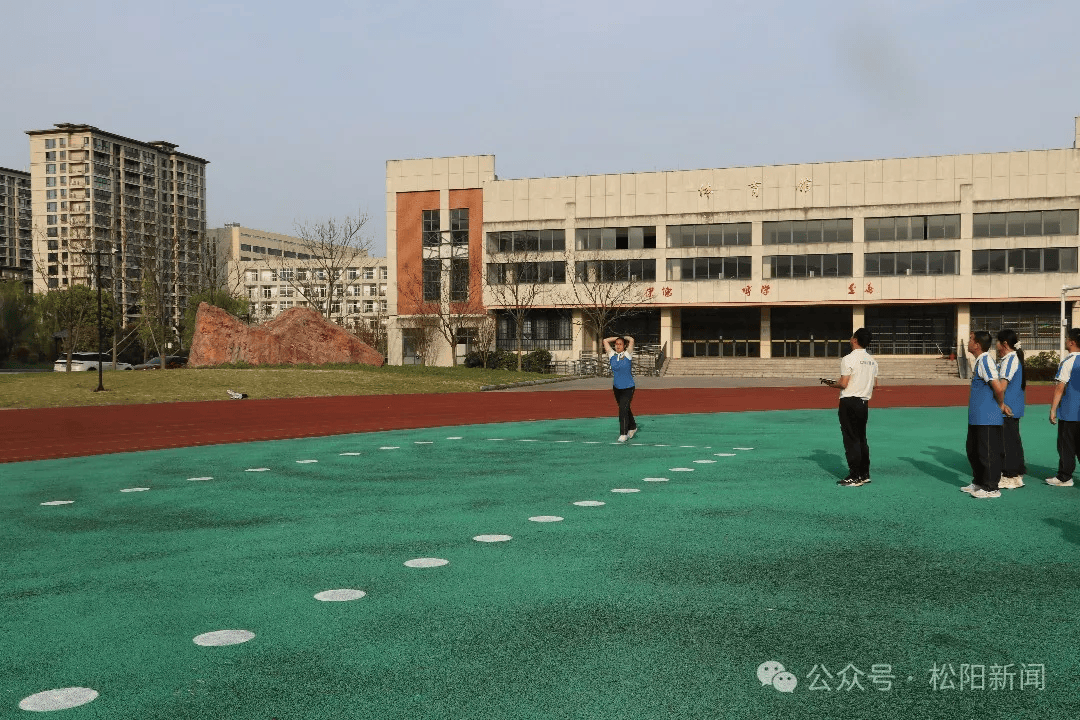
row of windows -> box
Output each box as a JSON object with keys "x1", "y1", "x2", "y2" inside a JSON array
[
  {"x1": 475, "y1": 210, "x2": 1079, "y2": 254},
  {"x1": 973, "y1": 210, "x2": 1078, "y2": 238},
  {"x1": 575, "y1": 226, "x2": 657, "y2": 250},
  {"x1": 487, "y1": 262, "x2": 566, "y2": 284},
  {"x1": 575, "y1": 259, "x2": 656, "y2": 282},
  {"x1": 766, "y1": 254, "x2": 854, "y2": 278},
  {"x1": 668, "y1": 223, "x2": 752, "y2": 248},
  {"x1": 865, "y1": 251, "x2": 959, "y2": 276},
  {"x1": 972, "y1": 247, "x2": 1078, "y2": 274},
  {"x1": 487, "y1": 230, "x2": 566, "y2": 253},
  {"x1": 865, "y1": 215, "x2": 960, "y2": 242},
  {"x1": 667, "y1": 257, "x2": 752, "y2": 280},
  {"x1": 764, "y1": 219, "x2": 854, "y2": 245},
  {"x1": 238, "y1": 243, "x2": 313, "y2": 260}
]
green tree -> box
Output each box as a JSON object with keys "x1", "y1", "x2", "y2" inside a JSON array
[
  {"x1": 0, "y1": 280, "x2": 37, "y2": 363},
  {"x1": 39, "y1": 284, "x2": 116, "y2": 371},
  {"x1": 180, "y1": 289, "x2": 250, "y2": 349}
]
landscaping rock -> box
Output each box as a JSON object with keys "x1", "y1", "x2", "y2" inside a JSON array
[{"x1": 188, "y1": 303, "x2": 384, "y2": 367}]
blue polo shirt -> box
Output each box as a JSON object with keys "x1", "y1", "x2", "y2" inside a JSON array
[
  {"x1": 1055, "y1": 352, "x2": 1080, "y2": 422},
  {"x1": 608, "y1": 350, "x2": 635, "y2": 390},
  {"x1": 969, "y1": 352, "x2": 1003, "y2": 426},
  {"x1": 998, "y1": 351, "x2": 1024, "y2": 419}
]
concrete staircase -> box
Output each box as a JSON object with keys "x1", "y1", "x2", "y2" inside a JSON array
[{"x1": 663, "y1": 356, "x2": 960, "y2": 380}]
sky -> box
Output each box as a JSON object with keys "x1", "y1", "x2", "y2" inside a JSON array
[{"x1": 2, "y1": 0, "x2": 1078, "y2": 256}]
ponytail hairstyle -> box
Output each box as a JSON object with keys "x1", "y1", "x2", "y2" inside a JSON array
[{"x1": 996, "y1": 328, "x2": 1025, "y2": 390}]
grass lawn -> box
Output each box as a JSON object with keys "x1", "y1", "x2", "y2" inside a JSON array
[{"x1": 0, "y1": 365, "x2": 553, "y2": 409}]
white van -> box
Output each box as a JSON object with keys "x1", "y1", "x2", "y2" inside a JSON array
[{"x1": 53, "y1": 352, "x2": 134, "y2": 372}]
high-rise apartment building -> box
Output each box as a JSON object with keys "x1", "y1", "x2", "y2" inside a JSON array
[
  {"x1": 26, "y1": 123, "x2": 208, "y2": 332},
  {"x1": 0, "y1": 166, "x2": 31, "y2": 282}
]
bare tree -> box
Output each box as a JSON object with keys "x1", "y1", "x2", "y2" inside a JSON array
[
  {"x1": 485, "y1": 238, "x2": 551, "y2": 370},
  {"x1": 471, "y1": 313, "x2": 498, "y2": 368},
  {"x1": 563, "y1": 252, "x2": 655, "y2": 357},
  {"x1": 264, "y1": 215, "x2": 374, "y2": 322}
]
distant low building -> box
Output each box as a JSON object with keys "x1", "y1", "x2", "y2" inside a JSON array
[{"x1": 207, "y1": 224, "x2": 388, "y2": 335}]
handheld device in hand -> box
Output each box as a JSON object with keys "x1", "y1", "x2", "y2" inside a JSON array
[{"x1": 819, "y1": 378, "x2": 835, "y2": 386}]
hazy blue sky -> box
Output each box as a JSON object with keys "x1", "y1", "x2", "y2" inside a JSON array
[{"x1": 2, "y1": 0, "x2": 1078, "y2": 255}]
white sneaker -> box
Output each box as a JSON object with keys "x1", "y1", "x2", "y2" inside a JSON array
[
  {"x1": 627, "y1": 428, "x2": 637, "y2": 439},
  {"x1": 617, "y1": 435, "x2": 628, "y2": 443},
  {"x1": 970, "y1": 488, "x2": 1001, "y2": 499},
  {"x1": 960, "y1": 483, "x2": 978, "y2": 493},
  {"x1": 1000, "y1": 475, "x2": 1025, "y2": 489},
  {"x1": 1045, "y1": 476, "x2": 1074, "y2": 487}
]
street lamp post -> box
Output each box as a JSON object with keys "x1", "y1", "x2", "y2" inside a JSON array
[{"x1": 93, "y1": 247, "x2": 105, "y2": 392}]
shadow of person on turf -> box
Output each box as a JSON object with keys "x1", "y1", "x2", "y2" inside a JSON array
[
  {"x1": 897, "y1": 445, "x2": 971, "y2": 487},
  {"x1": 805, "y1": 448, "x2": 846, "y2": 480},
  {"x1": 1044, "y1": 518, "x2": 1080, "y2": 546}
]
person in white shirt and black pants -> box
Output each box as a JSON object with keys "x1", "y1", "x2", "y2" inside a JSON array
[{"x1": 823, "y1": 328, "x2": 879, "y2": 487}]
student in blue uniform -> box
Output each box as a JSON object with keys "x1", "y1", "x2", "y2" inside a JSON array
[
  {"x1": 1047, "y1": 327, "x2": 1080, "y2": 487},
  {"x1": 603, "y1": 335, "x2": 637, "y2": 442},
  {"x1": 962, "y1": 331, "x2": 1010, "y2": 499},
  {"x1": 996, "y1": 329, "x2": 1026, "y2": 489}
]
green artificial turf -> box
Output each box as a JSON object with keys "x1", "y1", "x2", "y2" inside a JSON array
[{"x1": 2, "y1": 407, "x2": 1077, "y2": 719}]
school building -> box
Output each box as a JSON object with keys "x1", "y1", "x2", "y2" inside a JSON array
[{"x1": 385, "y1": 118, "x2": 1080, "y2": 369}]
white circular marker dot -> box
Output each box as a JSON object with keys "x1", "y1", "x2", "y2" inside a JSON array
[
  {"x1": 734, "y1": 447, "x2": 754, "y2": 450},
  {"x1": 193, "y1": 629, "x2": 255, "y2": 646},
  {"x1": 643, "y1": 477, "x2": 669, "y2": 482},
  {"x1": 446, "y1": 436, "x2": 462, "y2": 440},
  {"x1": 188, "y1": 476, "x2": 213, "y2": 481},
  {"x1": 339, "y1": 452, "x2": 361, "y2": 456},
  {"x1": 611, "y1": 488, "x2": 640, "y2": 493},
  {"x1": 654, "y1": 444, "x2": 670, "y2": 447},
  {"x1": 680, "y1": 445, "x2": 695, "y2": 448},
  {"x1": 583, "y1": 441, "x2": 600, "y2": 444},
  {"x1": 405, "y1": 557, "x2": 449, "y2": 568},
  {"x1": 19, "y1": 687, "x2": 98, "y2": 712},
  {"x1": 120, "y1": 487, "x2": 150, "y2": 492},
  {"x1": 296, "y1": 459, "x2": 318, "y2": 464},
  {"x1": 314, "y1": 589, "x2": 367, "y2": 602},
  {"x1": 714, "y1": 453, "x2": 736, "y2": 457},
  {"x1": 529, "y1": 515, "x2": 564, "y2": 522},
  {"x1": 245, "y1": 468, "x2": 270, "y2": 472},
  {"x1": 414, "y1": 441, "x2": 433, "y2": 445},
  {"x1": 694, "y1": 460, "x2": 717, "y2": 464},
  {"x1": 380, "y1": 446, "x2": 399, "y2": 450},
  {"x1": 555, "y1": 440, "x2": 572, "y2": 443},
  {"x1": 670, "y1": 467, "x2": 694, "y2": 472},
  {"x1": 518, "y1": 439, "x2": 538, "y2": 442},
  {"x1": 487, "y1": 438, "x2": 505, "y2": 442},
  {"x1": 573, "y1": 500, "x2": 605, "y2": 507},
  {"x1": 40, "y1": 500, "x2": 74, "y2": 506},
  {"x1": 473, "y1": 534, "x2": 512, "y2": 542}
]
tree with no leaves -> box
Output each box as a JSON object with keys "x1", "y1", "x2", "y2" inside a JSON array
[
  {"x1": 485, "y1": 235, "x2": 553, "y2": 371},
  {"x1": 264, "y1": 215, "x2": 374, "y2": 323},
  {"x1": 563, "y1": 250, "x2": 655, "y2": 357}
]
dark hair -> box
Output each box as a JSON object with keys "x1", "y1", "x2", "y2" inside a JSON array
[
  {"x1": 971, "y1": 330, "x2": 993, "y2": 354},
  {"x1": 996, "y1": 328, "x2": 1025, "y2": 390},
  {"x1": 852, "y1": 327, "x2": 871, "y2": 349},
  {"x1": 1069, "y1": 328, "x2": 1080, "y2": 347}
]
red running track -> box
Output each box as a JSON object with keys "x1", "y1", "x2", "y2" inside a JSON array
[{"x1": 0, "y1": 385, "x2": 1054, "y2": 464}]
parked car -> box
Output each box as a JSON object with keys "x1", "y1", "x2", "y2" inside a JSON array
[
  {"x1": 53, "y1": 352, "x2": 134, "y2": 372},
  {"x1": 132, "y1": 355, "x2": 187, "y2": 370}
]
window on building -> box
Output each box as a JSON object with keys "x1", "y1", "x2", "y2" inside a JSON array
[
  {"x1": 45, "y1": 139, "x2": 56, "y2": 149},
  {"x1": 972, "y1": 247, "x2": 1078, "y2": 274},
  {"x1": 864, "y1": 251, "x2": 959, "y2": 275},
  {"x1": 362, "y1": 267, "x2": 375, "y2": 280},
  {"x1": 973, "y1": 210, "x2": 1079, "y2": 238},
  {"x1": 422, "y1": 258, "x2": 441, "y2": 301},
  {"x1": 575, "y1": 226, "x2": 657, "y2": 250},
  {"x1": 668, "y1": 223, "x2": 752, "y2": 247},
  {"x1": 46, "y1": 215, "x2": 57, "y2": 225},
  {"x1": 666, "y1": 256, "x2": 752, "y2": 280},
  {"x1": 262, "y1": 286, "x2": 273, "y2": 299},
  {"x1": 450, "y1": 208, "x2": 469, "y2": 245},
  {"x1": 363, "y1": 300, "x2": 376, "y2": 313},
  {"x1": 487, "y1": 229, "x2": 567, "y2": 253},
  {"x1": 379, "y1": 267, "x2": 387, "y2": 280},
  {"x1": 764, "y1": 219, "x2": 853, "y2": 244},
  {"x1": 422, "y1": 209, "x2": 440, "y2": 246},
  {"x1": 865, "y1": 215, "x2": 961, "y2": 241},
  {"x1": 46, "y1": 202, "x2": 57, "y2": 212},
  {"x1": 450, "y1": 258, "x2": 470, "y2": 301},
  {"x1": 765, "y1": 253, "x2": 853, "y2": 278},
  {"x1": 46, "y1": 177, "x2": 56, "y2": 187},
  {"x1": 574, "y1": 259, "x2": 657, "y2": 282}
]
